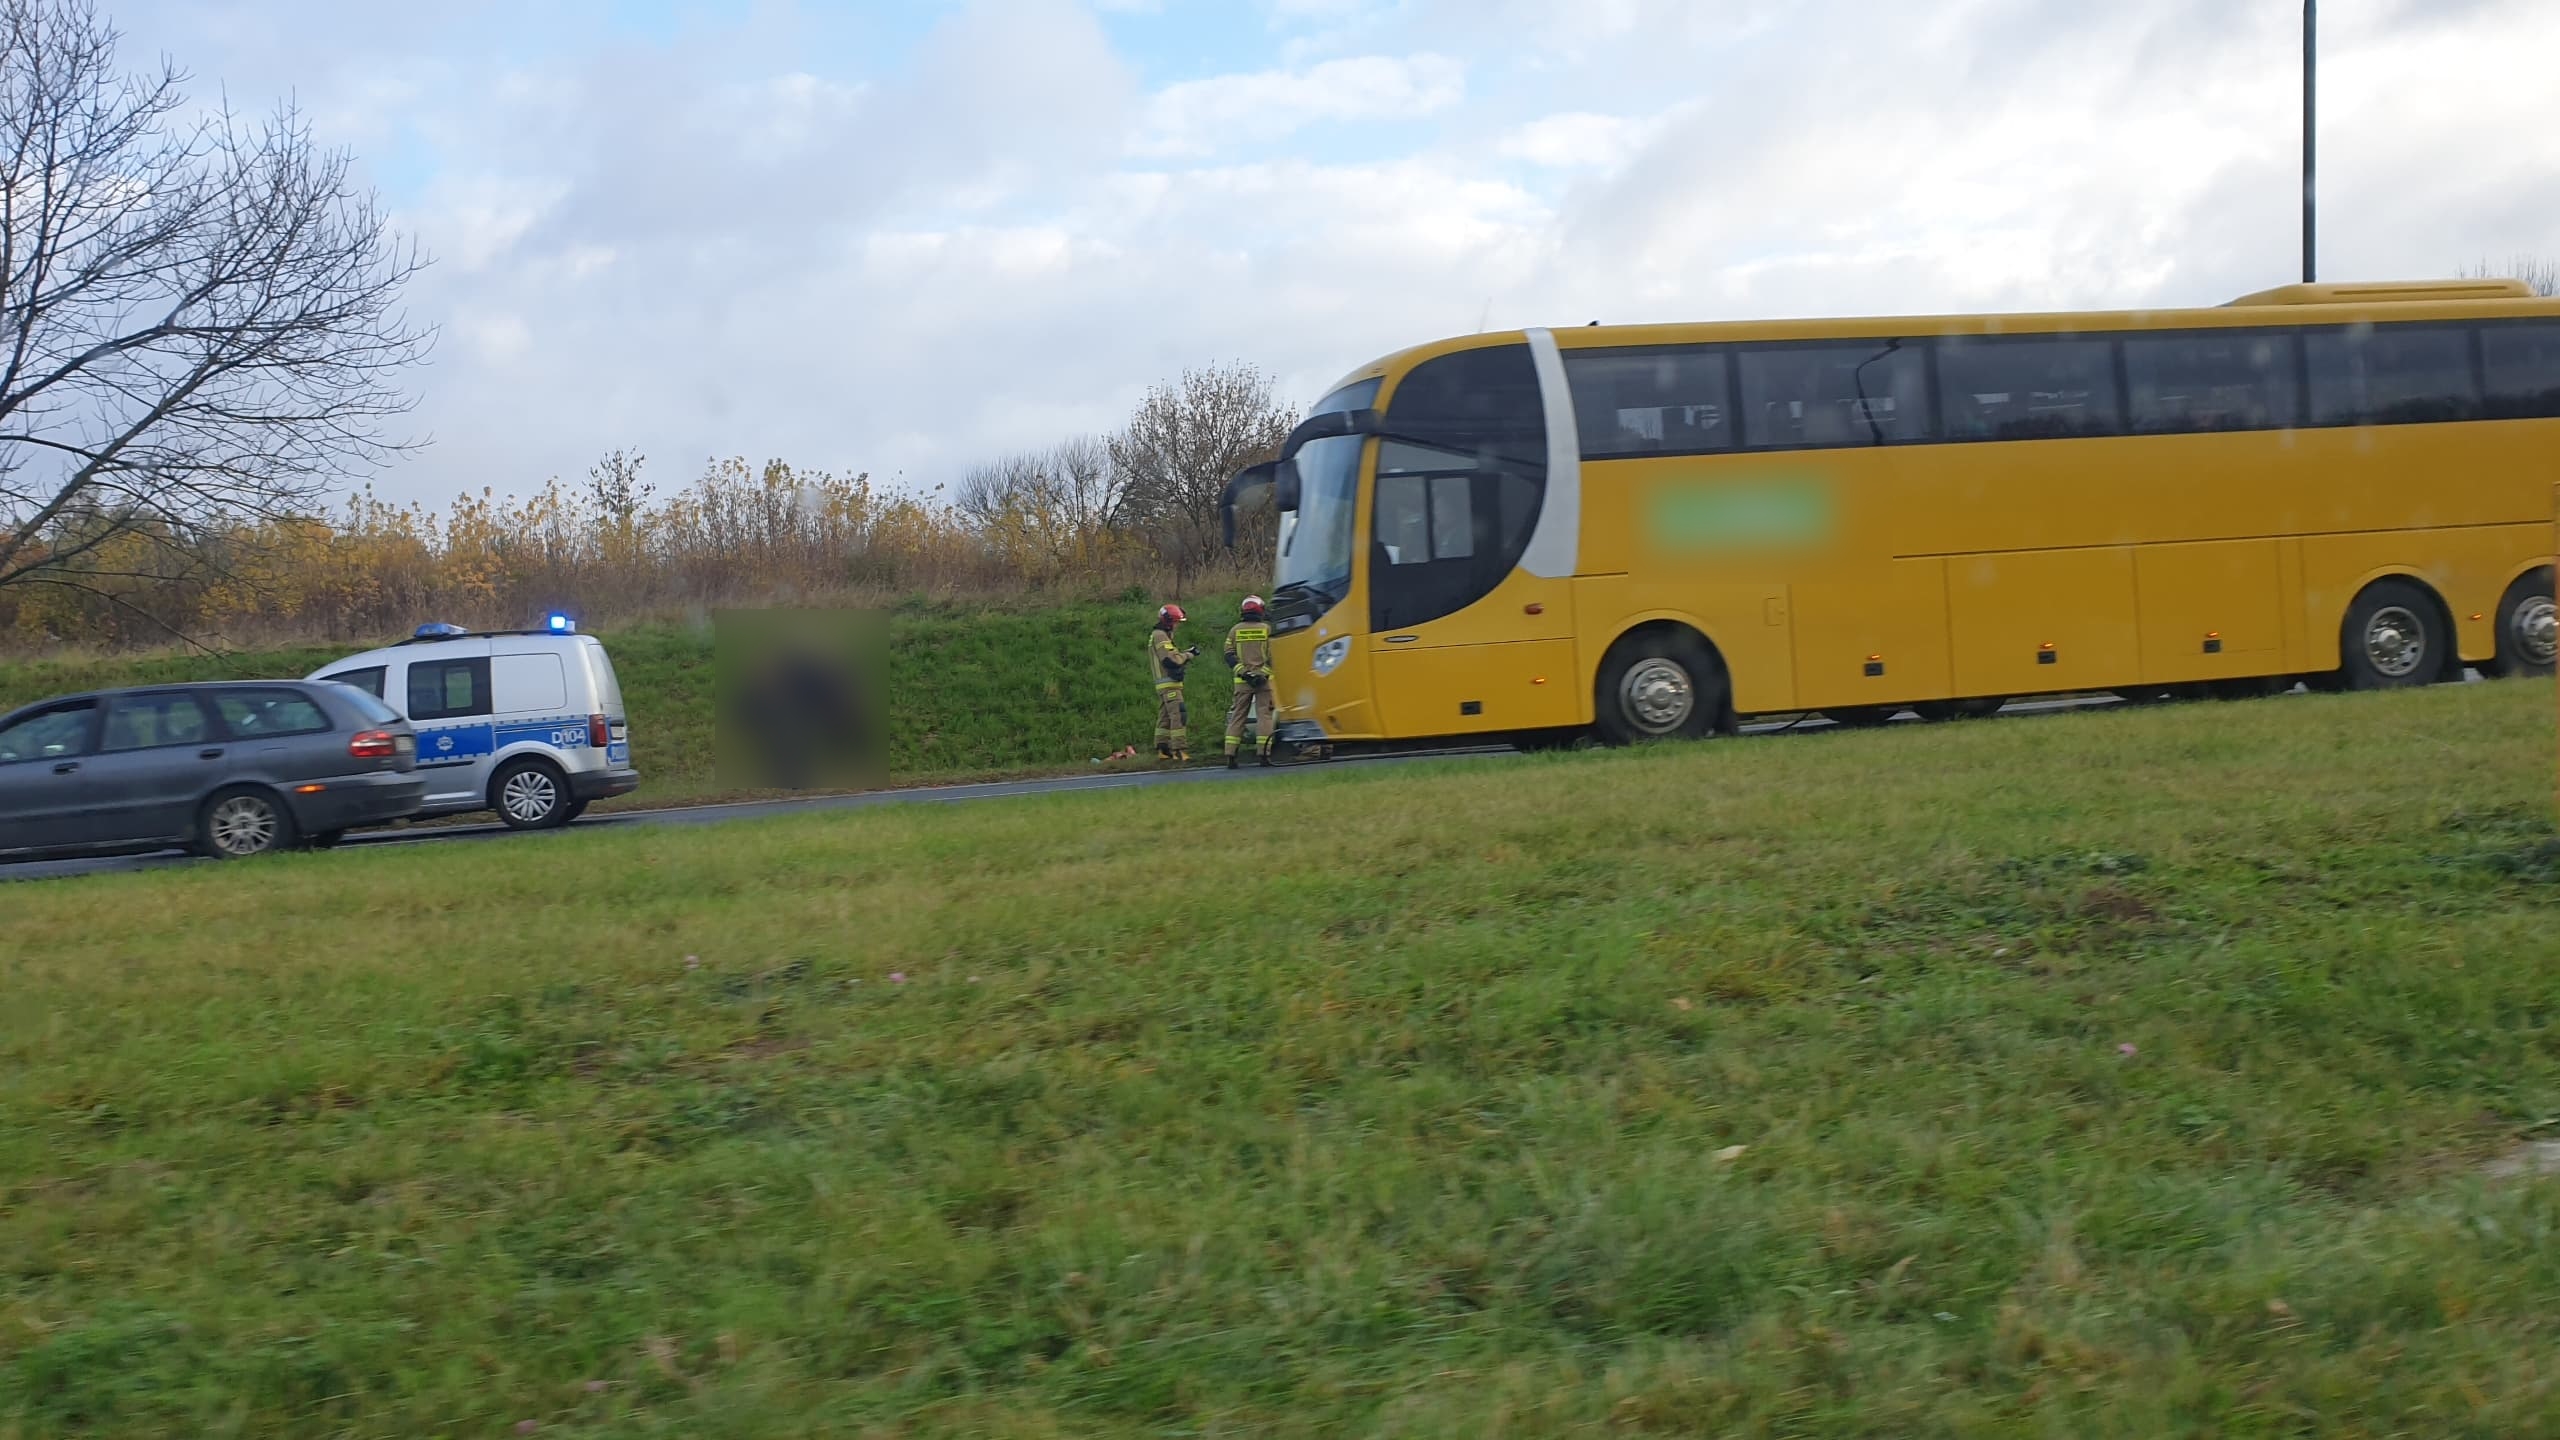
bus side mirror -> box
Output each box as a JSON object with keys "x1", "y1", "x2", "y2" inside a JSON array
[
  {"x1": 1278, "y1": 407, "x2": 1380, "y2": 461},
  {"x1": 1221, "y1": 460, "x2": 1284, "y2": 549}
]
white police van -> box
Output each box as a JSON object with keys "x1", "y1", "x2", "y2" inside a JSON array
[{"x1": 306, "y1": 616, "x2": 638, "y2": 829}]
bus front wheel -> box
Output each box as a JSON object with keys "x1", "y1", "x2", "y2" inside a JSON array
[
  {"x1": 2486, "y1": 567, "x2": 2557, "y2": 679},
  {"x1": 2338, "y1": 578, "x2": 2451, "y2": 691},
  {"x1": 1595, "y1": 631, "x2": 1727, "y2": 744}
]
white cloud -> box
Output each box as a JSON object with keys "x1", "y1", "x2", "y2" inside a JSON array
[
  {"x1": 1135, "y1": 53, "x2": 1465, "y2": 157},
  {"x1": 421, "y1": 175, "x2": 571, "y2": 272},
  {"x1": 1496, "y1": 111, "x2": 1662, "y2": 172},
  {"x1": 84, "y1": 0, "x2": 2560, "y2": 512}
]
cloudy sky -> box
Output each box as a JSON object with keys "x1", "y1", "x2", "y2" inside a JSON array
[{"x1": 104, "y1": 0, "x2": 2560, "y2": 508}]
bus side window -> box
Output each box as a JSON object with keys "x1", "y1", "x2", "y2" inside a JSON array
[
  {"x1": 2483, "y1": 321, "x2": 2560, "y2": 420},
  {"x1": 1564, "y1": 347, "x2": 1732, "y2": 459},
  {"x1": 2305, "y1": 324, "x2": 2479, "y2": 426},
  {"x1": 1738, "y1": 343, "x2": 1932, "y2": 449},
  {"x1": 1367, "y1": 343, "x2": 1549, "y2": 633},
  {"x1": 2125, "y1": 331, "x2": 2300, "y2": 434},
  {"x1": 1936, "y1": 335, "x2": 2122, "y2": 441}
]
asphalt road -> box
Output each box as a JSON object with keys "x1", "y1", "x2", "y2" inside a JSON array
[
  {"x1": 0, "y1": 743, "x2": 1510, "y2": 883},
  {"x1": 0, "y1": 688, "x2": 2311, "y2": 884}
]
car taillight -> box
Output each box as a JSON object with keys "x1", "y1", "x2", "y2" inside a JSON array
[
  {"x1": 349, "y1": 729, "x2": 397, "y2": 759},
  {"x1": 588, "y1": 713, "x2": 610, "y2": 747}
]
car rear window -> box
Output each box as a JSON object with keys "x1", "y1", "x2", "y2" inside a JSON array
[{"x1": 213, "y1": 689, "x2": 332, "y2": 738}]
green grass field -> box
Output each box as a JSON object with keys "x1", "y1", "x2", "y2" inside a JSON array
[
  {"x1": 0, "y1": 594, "x2": 1256, "y2": 807},
  {"x1": 7, "y1": 681, "x2": 2560, "y2": 1436}
]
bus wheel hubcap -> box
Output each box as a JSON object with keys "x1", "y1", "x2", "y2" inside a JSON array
[
  {"x1": 2516, "y1": 596, "x2": 2558, "y2": 666},
  {"x1": 1622, "y1": 658, "x2": 1693, "y2": 733},
  {"x1": 211, "y1": 797, "x2": 276, "y2": 855},
  {"x1": 2364, "y1": 606, "x2": 2427, "y2": 678},
  {"x1": 504, "y1": 771, "x2": 557, "y2": 822}
]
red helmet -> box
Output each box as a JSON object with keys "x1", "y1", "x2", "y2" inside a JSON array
[
  {"x1": 1157, "y1": 603, "x2": 1186, "y2": 626},
  {"x1": 1241, "y1": 595, "x2": 1265, "y2": 617}
]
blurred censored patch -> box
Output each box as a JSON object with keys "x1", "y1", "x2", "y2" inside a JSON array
[{"x1": 713, "y1": 609, "x2": 887, "y2": 791}]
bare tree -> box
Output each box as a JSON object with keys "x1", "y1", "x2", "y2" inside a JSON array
[
  {"x1": 956, "y1": 435, "x2": 1123, "y2": 534},
  {"x1": 0, "y1": 0, "x2": 430, "y2": 619},
  {"x1": 1110, "y1": 361, "x2": 1297, "y2": 585},
  {"x1": 956, "y1": 435, "x2": 1130, "y2": 581},
  {"x1": 2460, "y1": 255, "x2": 2560, "y2": 297}
]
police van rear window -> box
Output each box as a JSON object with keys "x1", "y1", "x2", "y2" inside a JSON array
[
  {"x1": 334, "y1": 686, "x2": 402, "y2": 727},
  {"x1": 587, "y1": 645, "x2": 626, "y2": 716}
]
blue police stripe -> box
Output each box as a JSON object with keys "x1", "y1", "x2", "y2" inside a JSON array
[
  {"x1": 415, "y1": 714, "x2": 601, "y2": 766},
  {"x1": 415, "y1": 722, "x2": 494, "y2": 766}
]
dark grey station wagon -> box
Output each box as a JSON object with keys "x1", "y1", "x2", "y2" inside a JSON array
[{"x1": 0, "y1": 680, "x2": 426, "y2": 862}]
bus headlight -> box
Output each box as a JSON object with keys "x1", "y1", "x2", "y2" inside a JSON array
[{"x1": 1311, "y1": 636, "x2": 1351, "y2": 676}]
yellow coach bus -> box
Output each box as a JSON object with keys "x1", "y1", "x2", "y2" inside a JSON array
[{"x1": 1220, "y1": 278, "x2": 2560, "y2": 752}]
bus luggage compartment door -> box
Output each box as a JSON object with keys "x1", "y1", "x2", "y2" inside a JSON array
[{"x1": 1370, "y1": 636, "x2": 1583, "y2": 737}]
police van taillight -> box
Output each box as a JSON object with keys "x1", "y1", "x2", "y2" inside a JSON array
[
  {"x1": 588, "y1": 714, "x2": 610, "y2": 747},
  {"x1": 349, "y1": 729, "x2": 398, "y2": 759}
]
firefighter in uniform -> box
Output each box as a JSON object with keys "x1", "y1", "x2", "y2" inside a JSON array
[
  {"x1": 1223, "y1": 595, "x2": 1277, "y2": 767},
  {"x1": 1148, "y1": 603, "x2": 1198, "y2": 762}
]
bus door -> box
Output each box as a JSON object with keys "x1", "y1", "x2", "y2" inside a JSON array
[{"x1": 1364, "y1": 437, "x2": 1581, "y2": 737}]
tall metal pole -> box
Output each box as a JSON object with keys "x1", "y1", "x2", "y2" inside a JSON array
[{"x1": 2303, "y1": 0, "x2": 2317, "y2": 284}]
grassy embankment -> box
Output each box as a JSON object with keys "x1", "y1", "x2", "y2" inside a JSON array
[
  {"x1": 0, "y1": 595, "x2": 1257, "y2": 808},
  {"x1": 6, "y1": 679, "x2": 2559, "y2": 1435}
]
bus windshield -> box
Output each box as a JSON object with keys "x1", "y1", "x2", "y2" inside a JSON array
[{"x1": 1273, "y1": 433, "x2": 1363, "y2": 610}]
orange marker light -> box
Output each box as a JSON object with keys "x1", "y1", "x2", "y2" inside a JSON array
[
  {"x1": 1531, "y1": 676, "x2": 1548, "y2": 685},
  {"x1": 293, "y1": 783, "x2": 325, "y2": 794}
]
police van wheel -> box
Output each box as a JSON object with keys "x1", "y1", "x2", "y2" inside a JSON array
[
  {"x1": 562, "y1": 799, "x2": 590, "y2": 823},
  {"x1": 492, "y1": 760, "x2": 571, "y2": 830}
]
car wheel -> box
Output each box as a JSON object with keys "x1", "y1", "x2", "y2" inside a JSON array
[
  {"x1": 2486, "y1": 567, "x2": 2557, "y2": 679},
  {"x1": 492, "y1": 759, "x2": 571, "y2": 830},
  {"x1": 199, "y1": 787, "x2": 295, "y2": 859},
  {"x1": 562, "y1": 799, "x2": 590, "y2": 823},
  {"x1": 2338, "y1": 578, "x2": 2449, "y2": 691},
  {"x1": 1594, "y1": 630, "x2": 1726, "y2": 745}
]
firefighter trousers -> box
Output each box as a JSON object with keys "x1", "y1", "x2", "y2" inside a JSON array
[
  {"x1": 1225, "y1": 680, "x2": 1274, "y2": 756},
  {"x1": 1155, "y1": 683, "x2": 1188, "y2": 757}
]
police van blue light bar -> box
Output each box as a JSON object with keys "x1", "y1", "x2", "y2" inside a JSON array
[
  {"x1": 545, "y1": 612, "x2": 576, "y2": 634},
  {"x1": 414, "y1": 622, "x2": 467, "y2": 641}
]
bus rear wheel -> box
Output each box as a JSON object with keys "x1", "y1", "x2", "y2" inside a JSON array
[
  {"x1": 1595, "y1": 631, "x2": 1727, "y2": 744},
  {"x1": 2487, "y1": 567, "x2": 2557, "y2": 679},
  {"x1": 2339, "y1": 578, "x2": 2450, "y2": 691}
]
